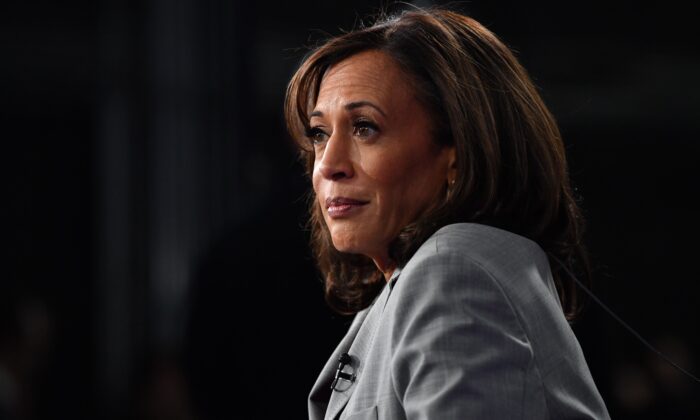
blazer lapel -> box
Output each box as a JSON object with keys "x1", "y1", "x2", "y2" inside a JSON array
[
  {"x1": 325, "y1": 269, "x2": 401, "y2": 420},
  {"x1": 308, "y1": 269, "x2": 402, "y2": 420},
  {"x1": 308, "y1": 307, "x2": 371, "y2": 420}
]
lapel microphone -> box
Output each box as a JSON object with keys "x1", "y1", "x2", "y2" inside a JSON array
[{"x1": 331, "y1": 352, "x2": 356, "y2": 391}]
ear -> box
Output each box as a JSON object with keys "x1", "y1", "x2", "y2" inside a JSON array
[{"x1": 445, "y1": 146, "x2": 457, "y2": 184}]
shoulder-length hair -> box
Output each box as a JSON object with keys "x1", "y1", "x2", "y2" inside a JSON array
[{"x1": 284, "y1": 8, "x2": 590, "y2": 321}]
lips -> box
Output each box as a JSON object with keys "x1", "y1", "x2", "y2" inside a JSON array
[
  {"x1": 326, "y1": 197, "x2": 368, "y2": 207},
  {"x1": 325, "y1": 196, "x2": 369, "y2": 218}
]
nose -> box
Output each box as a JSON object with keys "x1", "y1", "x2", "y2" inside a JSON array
[{"x1": 317, "y1": 132, "x2": 355, "y2": 181}]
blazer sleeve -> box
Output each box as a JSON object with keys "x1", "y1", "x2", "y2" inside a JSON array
[{"x1": 388, "y1": 245, "x2": 555, "y2": 419}]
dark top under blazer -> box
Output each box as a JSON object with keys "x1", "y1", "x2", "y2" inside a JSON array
[{"x1": 308, "y1": 223, "x2": 610, "y2": 420}]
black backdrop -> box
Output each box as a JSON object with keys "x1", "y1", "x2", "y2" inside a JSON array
[{"x1": 3, "y1": 0, "x2": 699, "y2": 418}]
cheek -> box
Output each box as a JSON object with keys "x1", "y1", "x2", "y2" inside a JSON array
[
  {"x1": 364, "y1": 151, "x2": 419, "y2": 192},
  {"x1": 358, "y1": 150, "x2": 399, "y2": 186},
  {"x1": 371, "y1": 153, "x2": 445, "y2": 216},
  {"x1": 311, "y1": 167, "x2": 329, "y2": 220},
  {"x1": 311, "y1": 165, "x2": 322, "y2": 195}
]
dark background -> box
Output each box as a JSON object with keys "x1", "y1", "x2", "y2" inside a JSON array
[{"x1": 3, "y1": 0, "x2": 699, "y2": 418}]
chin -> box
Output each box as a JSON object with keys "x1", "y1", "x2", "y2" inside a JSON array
[
  {"x1": 330, "y1": 238, "x2": 358, "y2": 254},
  {"x1": 329, "y1": 233, "x2": 365, "y2": 255}
]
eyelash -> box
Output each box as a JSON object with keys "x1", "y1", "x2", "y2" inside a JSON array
[
  {"x1": 305, "y1": 127, "x2": 328, "y2": 145},
  {"x1": 352, "y1": 119, "x2": 379, "y2": 138},
  {"x1": 305, "y1": 119, "x2": 380, "y2": 146}
]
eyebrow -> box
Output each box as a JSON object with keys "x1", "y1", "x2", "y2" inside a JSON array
[{"x1": 310, "y1": 101, "x2": 387, "y2": 118}]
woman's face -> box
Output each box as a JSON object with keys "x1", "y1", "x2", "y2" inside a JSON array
[{"x1": 310, "y1": 49, "x2": 454, "y2": 272}]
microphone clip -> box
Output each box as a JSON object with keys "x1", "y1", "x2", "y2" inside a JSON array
[{"x1": 330, "y1": 352, "x2": 356, "y2": 392}]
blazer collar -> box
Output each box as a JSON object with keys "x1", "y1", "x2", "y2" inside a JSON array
[{"x1": 308, "y1": 269, "x2": 401, "y2": 420}]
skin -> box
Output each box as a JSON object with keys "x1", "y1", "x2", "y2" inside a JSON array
[{"x1": 310, "y1": 49, "x2": 456, "y2": 280}]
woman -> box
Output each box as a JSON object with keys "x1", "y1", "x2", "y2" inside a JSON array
[{"x1": 285, "y1": 8, "x2": 610, "y2": 420}]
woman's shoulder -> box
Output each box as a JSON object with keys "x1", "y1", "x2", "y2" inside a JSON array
[
  {"x1": 426, "y1": 221, "x2": 541, "y2": 251},
  {"x1": 412, "y1": 223, "x2": 548, "y2": 273},
  {"x1": 397, "y1": 222, "x2": 560, "y2": 310},
  {"x1": 389, "y1": 223, "x2": 573, "y2": 372},
  {"x1": 385, "y1": 232, "x2": 606, "y2": 420}
]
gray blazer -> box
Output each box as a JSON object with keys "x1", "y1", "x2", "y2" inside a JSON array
[{"x1": 308, "y1": 223, "x2": 610, "y2": 420}]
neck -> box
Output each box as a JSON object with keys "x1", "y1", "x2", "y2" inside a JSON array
[{"x1": 372, "y1": 254, "x2": 396, "y2": 282}]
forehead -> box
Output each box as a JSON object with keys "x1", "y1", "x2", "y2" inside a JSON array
[{"x1": 313, "y1": 50, "x2": 415, "y2": 114}]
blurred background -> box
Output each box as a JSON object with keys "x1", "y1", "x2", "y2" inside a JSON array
[{"x1": 3, "y1": 0, "x2": 699, "y2": 418}]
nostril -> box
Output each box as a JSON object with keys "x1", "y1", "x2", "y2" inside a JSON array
[{"x1": 331, "y1": 171, "x2": 347, "y2": 181}]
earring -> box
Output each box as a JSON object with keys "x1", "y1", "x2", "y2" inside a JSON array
[{"x1": 446, "y1": 179, "x2": 456, "y2": 200}]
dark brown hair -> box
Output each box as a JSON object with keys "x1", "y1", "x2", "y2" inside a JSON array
[{"x1": 285, "y1": 8, "x2": 590, "y2": 321}]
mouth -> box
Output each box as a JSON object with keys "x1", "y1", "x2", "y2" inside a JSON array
[{"x1": 325, "y1": 196, "x2": 369, "y2": 218}]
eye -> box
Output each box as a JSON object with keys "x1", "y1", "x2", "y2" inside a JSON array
[
  {"x1": 352, "y1": 119, "x2": 379, "y2": 139},
  {"x1": 305, "y1": 127, "x2": 329, "y2": 145}
]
